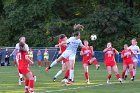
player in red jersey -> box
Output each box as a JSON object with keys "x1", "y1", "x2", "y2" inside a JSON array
[
  {"x1": 53, "y1": 34, "x2": 70, "y2": 81},
  {"x1": 80, "y1": 40, "x2": 100, "y2": 84},
  {"x1": 17, "y1": 42, "x2": 35, "y2": 93},
  {"x1": 103, "y1": 42, "x2": 122, "y2": 84},
  {"x1": 121, "y1": 44, "x2": 138, "y2": 81}
]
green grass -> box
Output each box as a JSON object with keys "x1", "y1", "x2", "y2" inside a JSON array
[{"x1": 0, "y1": 62, "x2": 140, "y2": 93}]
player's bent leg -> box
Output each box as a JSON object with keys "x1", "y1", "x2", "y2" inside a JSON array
[
  {"x1": 112, "y1": 66, "x2": 122, "y2": 83},
  {"x1": 90, "y1": 58, "x2": 100, "y2": 70},
  {"x1": 46, "y1": 56, "x2": 65, "y2": 72},
  {"x1": 106, "y1": 66, "x2": 112, "y2": 84}
]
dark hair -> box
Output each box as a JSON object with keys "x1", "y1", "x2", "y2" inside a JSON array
[
  {"x1": 19, "y1": 42, "x2": 26, "y2": 53},
  {"x1": 73, "y1": 31, "x2": 80, "y2": 37},
  {"x1": 59, "y1": 34, "x2": 66, "y2": 39}
]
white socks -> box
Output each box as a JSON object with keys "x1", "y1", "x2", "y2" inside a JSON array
[
  {"x1": 70, "y1": 69, "x2": 74, "y2": 81},
  {"x1": 50, "y1": 60, "x2": 57, "y2": 68},
  {"x1": 54, "y1": 70, "x2": 63, "y2": 78},
  {"x1": 125, "y1": 69, "x2": 129, "y2": 76},
  {"x1": 133, "y1": 68, "x2": 136, "y2": 76}
]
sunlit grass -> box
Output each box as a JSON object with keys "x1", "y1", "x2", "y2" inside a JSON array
[{"x1": 0, "y1": 62, "x2": 140, "y2": 93}]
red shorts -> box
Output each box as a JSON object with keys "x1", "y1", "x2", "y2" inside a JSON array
[
  {"x1": 123, "y1": 61, "x2": 133, "y2": 66},
  {"x1": 82, "y1": 60, "x2": 91, "y2": 65},
  {"x1": 105, "y1": 61, "x2": 116, "y2": 67},
  {"x1": 18, "y1": 68, "x2": 31, "y2": 74},
  {"x1": 63, "y1": 58, "x2": 69, "y2": 63}
]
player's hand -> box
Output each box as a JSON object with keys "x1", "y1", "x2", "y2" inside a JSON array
[
  {"x1": 30, "y1": 61, "x2": 34, "y2": 65},
  {"x1": 55, "y1": 45, "x2": 58, "y2": 47}
]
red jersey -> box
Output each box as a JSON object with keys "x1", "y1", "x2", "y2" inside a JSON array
[
  {"x1": 81, "y1": 46, "x2": 93, "y2": 63},
  {"x1": 122, "y1": 49, "x2": 133, "y2": 63},
  {"x1": 17, "y1": 51, "x2": 29, "y2": 69},
  {"x1": 59, "y1": 39, "x2": 67, "y2": 53},
  {"x1": 104, "y1": 48, "x2": 116, "y2": 63}
]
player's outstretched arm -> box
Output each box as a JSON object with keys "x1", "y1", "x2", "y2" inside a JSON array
[{"x1": 25, "y1": 55, "x2": 34, "y2": 65}]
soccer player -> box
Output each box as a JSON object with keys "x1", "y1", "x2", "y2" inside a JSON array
[
  {"x1": 5, "y1": 48, "x2": 10, "y2": 66},
  {"x1": 37, "y1": 50, "x2": 42, "y2": 67},
  {"x1": 44, "y1": 48, "x2": 49, "y2": 67},
  {"x1": 80, "y1": 40, "x2": 100, "y2": 84},
  {"x1": 17, "y1": 42, "x2": 35, "y2": 93},
  {"x1": 11, "y1": 36, "x2": 29, "y2": 85},
  {"x1": 126, "y1": 38, "x2": 140, "y2": 79},
  {"x1": 121, "y1": 44, "x2": 137, "y2": 81},
  {"x1": 29, "y1": 48, "x2": 33, "y2": 61},
  {"x1": 46, "y1": 30, "x2": 85, "y2": 84},
  {"x1": 53, "y1": 34, "x2": 70, "y2": 81},
  {"x1": 103, "y1": 42, "x2": 122, "y2": 84}
]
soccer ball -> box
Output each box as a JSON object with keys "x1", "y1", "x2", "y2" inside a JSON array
[{"x1": 90, "y1": 34, "x2": 97, "y2": 41}]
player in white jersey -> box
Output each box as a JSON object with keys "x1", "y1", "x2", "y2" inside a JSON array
[
  {"x1": 10, "y1": 37, "x2": 32, "y2": 85},
  {"x1": 124, "y1": 38, "x2": 140, "y2": 80},
  {"x1": 46, "y1": 31, "x2": 85, "y2": 84}
]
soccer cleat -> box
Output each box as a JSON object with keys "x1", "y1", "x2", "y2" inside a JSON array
[
  {"x1": 25, "y1": 92, "x2": 29, "y2": 93},
  {"x1": 107, "y1": 79, "x2": 111, "y2": 84},
  {"x1": 53, "y1": 77, "x2": 56, "y2": 82},
  {"x1": 96, "y1": 65, "x2": 100, "y2": 70},
  {"x1": 124, "y1": 75, "x2": 127, "y2": 80},
  {"x1": 131, "y1": 78, "x2": 134, "y2": 81},
  {"x1": 118, "y1": 78, "x2": 123, "y2": 84},
  {"x1": 29, "y1": 89, "x2": 34, "y2": 93}
]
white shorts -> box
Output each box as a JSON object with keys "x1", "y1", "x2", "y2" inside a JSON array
[
  {"x1": 132, "y1": 57, "x2": 138, "y2": 63},
  {"x1": 61, "y1": 50, "x2": 76, "y2": 60}
]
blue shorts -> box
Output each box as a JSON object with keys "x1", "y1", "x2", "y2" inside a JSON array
[
  {"x1": 13, "y1": 56, "x2": 16, "y2": 59},
  {"x1": 37, "y1": 56, "x2": 42, "y2": 60}
]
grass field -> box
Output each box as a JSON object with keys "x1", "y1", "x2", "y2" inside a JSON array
[{"x1": 0, "y1": 62, "x2": 140, "y2": 93}]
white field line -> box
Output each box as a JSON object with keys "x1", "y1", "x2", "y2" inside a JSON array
[{"x1": 36, "y1": 81, "x2": 125, "y2": 93}]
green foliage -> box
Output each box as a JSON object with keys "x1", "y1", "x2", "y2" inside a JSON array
[{"x1": 0, "y1": 0, "x2": 140, "y2": 50}]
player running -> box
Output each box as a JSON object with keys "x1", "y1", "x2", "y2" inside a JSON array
[
  {"x1": 46, "y1": 30, "x2": 85, "y2": 84},
  {"x1": 17, "y1": 42, "x2": 35, "y2": 93},
  {"x1": 80, "y1": 40, "x2": 100, "y2": 84},
  {"x1": 121, "y1": 44, "x2": 138, "y2": 81},
  {"x1": 53, "y1": 34, "x2": 70, "y2": 82},
  {"x1": 103, "y1": 42, "x2": 122, "y2": 84}
]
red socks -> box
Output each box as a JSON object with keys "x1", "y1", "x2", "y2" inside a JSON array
[
  {"x1": 130, "y1": 71, "x2": 133, "y2": 78},
  {"x1": 108, "y1": 74, "x2": 112, "y2": 80},
  {"x1": 122, "y1": 71, "x2": 125, "y2": 79},
  {"x1": 29, "y1": 80, "x2": 34, "y2": 89},
  {"x1": 116, "y1": 74, "x2": 121, "y2": 79},
  {"x1": 93, "y1": 58, "x2": 99, "y2": 65},
  {"x1": 14, "y1": 61, "x2": 17, "y2": 65},
  {"x1": 44, "y1": 62, "x2": 47, "y2": 67},
  {"x1": 64, "y1": 70, "x2": 70, "y2": 79},
  {"x1": 25, "y1": 79, "x2": 29, "y2": 92},
  {"x1": 84, "y1": 72, "x2": 89, "y2": 80},
  {"x1": 38, "y1": 61, "x2": 41, "y2": 66}
]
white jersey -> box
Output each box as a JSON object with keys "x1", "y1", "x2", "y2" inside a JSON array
[
  {"x1": 129, "y1": 45, "x2": 139, "y2": 62},
  {"x1": 15, "y1": 43, "x2": 29, "y2": 51},
  {"x1": 66, "y1": 37, "x2": 84, "y2": 54}
]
